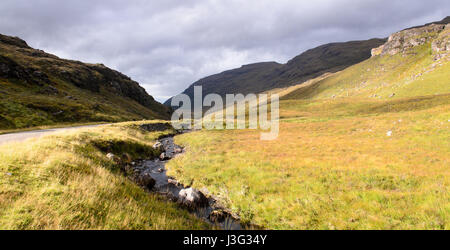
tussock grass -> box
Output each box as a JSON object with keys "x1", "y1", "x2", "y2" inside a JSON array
[
  {"x1": 168, "y1": 100, "x2": 449, "y2": 229},
  {"x1": 166, "y1": 42, "x2": 449, "y2": 229},
  {"x1": 0, "y1": 122, "x2": 210, "y2": 229}
]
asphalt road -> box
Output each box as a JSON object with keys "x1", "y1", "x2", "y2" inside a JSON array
[{"x1": 0, "y1": 124, "x2": 106, "y2": 145}]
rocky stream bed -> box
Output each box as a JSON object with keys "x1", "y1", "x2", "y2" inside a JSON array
[{"x1": 109, "y1": 127, "x2": 256, "y2": 230}]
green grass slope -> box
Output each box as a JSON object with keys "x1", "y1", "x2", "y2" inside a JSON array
[
  {"x1": 163, "y1": 18, "x2": 450, "y2": 230},
  {"x1": 0, "y1": 122, "x2": 210, "y2": 229},
  {"x1": 0, "y1": 34, "x2": 170, "y2": 130}
]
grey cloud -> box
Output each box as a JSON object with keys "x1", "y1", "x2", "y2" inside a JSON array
[{"x1": 0, "y1": 0, "x2": 448, "y2": 102}]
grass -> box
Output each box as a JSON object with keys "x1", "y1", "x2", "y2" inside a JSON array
[
  {"x1": 1, "y1": 25, "x2": 448, "y2": 230},
  {"x1": 0, "y1": 121, "x2": 108, "y2": 135},
  {"x1": 167, "y1": 98, "x2": 449, "y2": 229},
  {"x1": 0, "y1": 39, "x2": 169, "y2": 130},
  {"x1": 165, "y1": 40, "x2": 450, "y2": 229},
  {"x1": 282, "y1": 43, "x2": 450, "y2": 100},
  {"x1": 0, "y1": 121, "x2": 210, "y2": 229},
  {"x1": 0, "y1": 77, "x2": 165, "y2": 130}
]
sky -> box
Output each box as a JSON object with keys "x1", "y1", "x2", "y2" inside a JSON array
[{"x1": 0, "y1": 0, "x2": 448, "y2": 102}]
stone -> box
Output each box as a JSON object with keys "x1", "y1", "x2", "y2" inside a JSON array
[
  {"x1": 152, "y1": 141, "x2": 164, "y2": 151},
  {"x1": 135, "y1": 172, "x2": 156, "y2": 189},
  {"x1": 106, "y1": 153, "x2": 121, "y2": 164},
  {"x1": 371, "y1": 45, "x2": 384, "y2": 57},
  {"x1": 168, "y1": 178, "x2": 179, "y2": 186},
  {"x1": 106, "y1": 153, "x2": 116, "y2": 160},
  {"x1": 209, "y1": 210, "x2": 227, "y2": 223},
  {"x1": 178, "y1": 188, "x2": 208, "y2": 208},
  {"x1": 381, "y1": 24, "x2": 447, "y2": 56},
  {"x1": 160, "y1": 152, "x2": 171, "y2": 161},
  {"x1": 432, "y1": 24, "x2": 450, "y2": 53}
]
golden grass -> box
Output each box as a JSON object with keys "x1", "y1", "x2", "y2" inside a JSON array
[
  {"x1": 0, "y1": 122, "x2": 210, "y2": 230},
  {"x1": 282, "y1": 43, "x2": 450, "y2": 101},
  {"x1": 167, "y1": 98, "x2": 450, "y2": 229},
  {"x1": 0, "y1": 122, "x2": 107, "y2": 135}
]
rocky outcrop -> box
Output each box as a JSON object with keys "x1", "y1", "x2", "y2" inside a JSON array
[
  {"x1": 84, "y1": 63, "x2": 160, "y2": 108},
  {"x1": 372, "y1": 17, "x2": 450, "y2": 57},
  {"x1": 135, "y1": 172, "x2": 156, "y2": 189},
  {"x1": 381, "y1": 24, "x2": 446, "y2": 55},
  {"x1": 0, "y1": 55, "x2": 49, "y2": 86},
  {"x1": 371, "y1": 46, "x2": 384, "y2": 57},
  {"x1": 431, "y1": 24, "x2": 450, "y2": 53}
]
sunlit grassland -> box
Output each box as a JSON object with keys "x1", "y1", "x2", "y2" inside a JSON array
[
  {"x1": 167, "y1": 97, "x2": 449, "y2": 229},
  {"x1": 0, "y1": 122, "x2": 210, "y2": 229},
  {"x1": 282, "y1": 43, "x2": 450, "y2": 100},
  {"x1": 0, "y1": 121, "x2": 107, "y2": 135}
]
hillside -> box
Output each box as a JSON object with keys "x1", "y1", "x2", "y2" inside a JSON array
[
  {"x1": 164, "y1": 17, "x2": 450, "y2": 229},
  {"x1": 0, "y1": 34, "x2": 170, "y2": 130},
  {"x1": 281, "y1": 17, "x2": 450, "y2": 101},
  {"x1": 165, "y1": 38, "x2": 386, "y2": 106},
  {"x1": 0, "y1": 122, "x2": 210, "y2": 229}
]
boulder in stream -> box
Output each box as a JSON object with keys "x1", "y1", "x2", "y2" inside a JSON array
[
  {"x1": 135, "y1": 172, "x2": 156, "y2": 189},
  {"x1": 178, "y1": 188, "x2": 209, "y2": 208},
  {"x1": 159, "y1": 152, "x2": 171, "y2": 161},
  {"x1": 152, "y1": 141, "x2": 164, "y2": 151}
]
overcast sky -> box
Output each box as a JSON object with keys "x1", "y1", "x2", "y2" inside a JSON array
[{"x1": 0, "y1": 0, "x2": 448, "y2": 102}]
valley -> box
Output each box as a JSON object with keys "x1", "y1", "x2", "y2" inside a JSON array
[
  {"x1": 0, "y1": 15, "x2": 449, "y2": 231},
  {"x1": 163, "y1": 17, "x2": 450, "y2": 229}
]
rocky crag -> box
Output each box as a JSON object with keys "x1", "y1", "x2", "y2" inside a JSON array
[{"x1": 371, "y1": 16, "x2": 450, "y2": 58}]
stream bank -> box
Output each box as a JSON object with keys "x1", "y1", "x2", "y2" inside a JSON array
[{"x1": 113, "y1": 125, "x2": 258, "y2": 230}]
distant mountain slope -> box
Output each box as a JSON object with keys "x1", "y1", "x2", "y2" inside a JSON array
[
  {"x1": 281, "y1": 17, "x2": 450, "y2": 101},
  {"x1": 0, "y1": 34, "x2": 170, "y2": 129},
  {"x1": 165, "y1": 38, "x2": 386, "y2": 106}
]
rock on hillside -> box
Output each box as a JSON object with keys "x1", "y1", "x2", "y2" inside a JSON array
[{"x1": 371, "y1": 16, "x2": 450, "y2": 57}]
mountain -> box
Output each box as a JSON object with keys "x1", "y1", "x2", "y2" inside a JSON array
[
  {"x1": 0, "y1": 34, "x2": 170, "y2": 130},
  {"x1": 281, "y1": 16, "x2": 450, "y2": 101},
  {"x1": 165, "y1": 38, "x2": 387, "y2": 106}
]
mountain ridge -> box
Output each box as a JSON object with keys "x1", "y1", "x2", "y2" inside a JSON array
[
  {"x1": 165, "y1": 16, "x2": 450, "y2": 107},
  {"x1": 165, "y1": 38, "x2": 386, "y2": 106},
  {"x1": 280, "y1": 17, "x2": 450, "y2": 101},
  {"x1": 0, "y1": 34, "x2": 170, "y2": 129}
]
